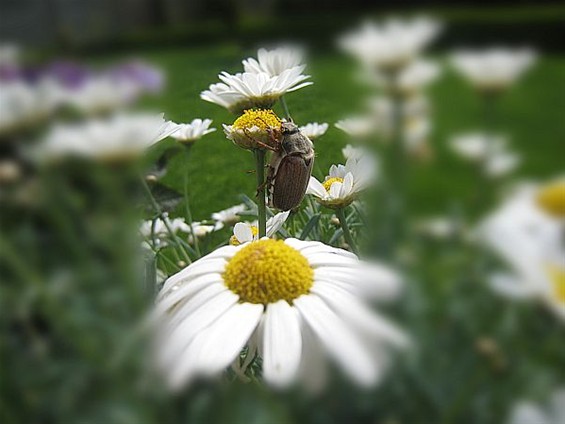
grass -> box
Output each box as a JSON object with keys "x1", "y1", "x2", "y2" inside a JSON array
[{"x1": 128, "y1": 44, "x2": 565, "y2": 220}]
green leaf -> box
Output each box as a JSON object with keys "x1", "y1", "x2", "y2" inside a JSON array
[{"x1": 299, "y1": 213, "x2": 321, "y2": 240}]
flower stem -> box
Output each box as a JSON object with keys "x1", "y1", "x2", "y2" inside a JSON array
[
  {"x1": 280, "y1": 96, "x2": 292, "y2": 121},
  {"x1": 336, "y1": 207, "x2": 358, "y2": 255},
  {"x1": 141, "y1": 177, "x2": 192, "y2": 265},
  {"x1": 254, "y1": 149, "x2": 267, "y2": 238}
]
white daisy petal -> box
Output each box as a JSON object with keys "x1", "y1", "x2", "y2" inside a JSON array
[
  {"x1": 306, "y1": 176, "x2": 328, "y2": 198},
  {"x1": 234, "y1": 222, "x2": 254, "y2": 243}
]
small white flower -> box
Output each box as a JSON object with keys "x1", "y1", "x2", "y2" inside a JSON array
[
  {"x1": 230, "y1": 211, "x2": 290, "y2": 245},
  {"x1": 484, "y1": 150, "x2": 520, "y2": 178},
  {"x1": 451, "y1": 48, "x2": 536, "y2": 93},
  {"x1": 211, "y1": 203, "x2": 247, "y2": 230},
  {"x1": 415, "y1": 216, "x2": 458, "y2": 240},
  {"x1": 243, "y1": 47, "x2": 305, "y2": 77},
  {"x1": 36, "y1": 113, "x2": 179, "y2": 162},
  {"x1": 335, "y1": 116, "x2": 376, "y2": 138},
  {"x1": 361, "y1": 60, "x2": 441, "y2": 95},
  {"x1": 508, "y1": 389, "x2": 565, "y2": 424},
  {"x1": 342, "y1": 144, "x2": 369, "y2": 160},
  {"x1": 340, "y1": 17, "x2": 441, "y2": 71},
  {"x1": 64, "y1": 75, "x2": 136, "y2": 115},
  {"x1": 478, "y1": 183, "x2": 565, "y2": 322},
  {"x1": 140, "y1": 216, "x2": 191, "y2": 238},
  {"x1": 187, "y1": 222, "x2": 216, "y2": 244},
  {"x1": 307, "y1": 157, "x2": 377, "y2": 208},
  {"x1": 170, "y1": 118, "x2": 216, "y2": 144},
  {"x1": 450, "y1": 133, "x2": 507, "y2": 162},
  {"x1": 153, "y1": 238, "x2": 407, "y2": 391},
  {"x1": 299, "y1": 122, "x2": 328, "y2": 140}
]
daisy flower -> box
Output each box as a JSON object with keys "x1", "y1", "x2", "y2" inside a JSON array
[
  {"x1": 508, "y1": 388, "x2": 565, "y2": 424},
  {"x1": 299, "y1": 122, "x2": 329, "y2": 140},
  {"x1": 186, "y1": 222, "x2": 216, "y2": 244},
  {"x1": 243, "y1": 47, "x2": 305, "y2": 77},
  {"x1": 360, "y1": 60, "x2": 441, "y2": 96},
  {"x1": 35, "y1": 113, "x2": 179, "y2": 163},
  {"x1": 307, "y1": 157, "x2": 377, "y2": 208},
  {"x1": 478, "y1": 183, "x2": 565, "y2": 322},
  {"x1": 170, "y1": 118, "x2": 216, "y2": 145},
  {"x1": 484, "y1": 150, "x2": 520, "y2": 178},
  {"x1": 223, "y1": 109, "x2": 282, "y2": 150},
  {"x1": 153, "y1": 237, "x2": 407, "y2": 390},
  {"x1": 230, "y1": 211, "x2": 290, "y2": 245},
  {"x1": 335, "y1": 116, "x2": 376, "y2": 138},
  {"x1": 339, "y1": 17, "x2": 441, "y2": 71},
  {"x1": 451, "y1": 48, "x2": 536, "y2": 93},
  {"x1": 211, "y1": 203, "x2": 247, "y2": 230},
  {"x1": 140, "y1": 215, "x2": 190, "y2": 238},
  {"x1": 536, "y1": 178, "x2": 565, "y2": 218},
  {"x1": 342, "y1": 144, "x2": 369, "y2": 160}
]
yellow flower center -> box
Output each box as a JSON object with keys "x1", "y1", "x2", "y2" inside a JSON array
[
  {"x1": 232, "y1": 109, "x2": 282, "y2": 131},
  {"x1": 547, "y1": 264, "x2": 565, "y2": 304},
  {"x1": 537, "y1": 182, "x2": 565, "y2": 218},
  {"x1": 223, "y1": 239, "x2": 313, "y2": 304},
  {"x1": 229, "y1": 226, "x2": 259, "y2": 246},
  {"x1": 323, "y1": 177, "x2": 344, "y2": 192}
]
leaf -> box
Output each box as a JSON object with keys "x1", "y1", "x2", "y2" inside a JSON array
[
  {"x1": 299, "y1": 213, "x2": 321, "y2": 240},
  {"x1": 329, "y1": 228, "x2": 343, "y2": 245}
]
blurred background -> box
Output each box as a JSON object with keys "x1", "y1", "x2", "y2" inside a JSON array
[{"x1": 1, "y1": 1, "x2": 564, "y2": 424}]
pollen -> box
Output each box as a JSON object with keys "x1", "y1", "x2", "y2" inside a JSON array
[
  {"x1": 547, "y1": 264, "x2": 565, "y2": 304},
  {"x1": 323, "y1": 177, "x2": 344, "y2": 192},
  {"x1": 223, "y1": 239, "x2": 313, "y2": 304},
  {"x1": 232, "y1": 109, "x2": 282, "y2": 131},
  {"x1": 537, "y1": 181, "x2": 565, "y2": 218}
]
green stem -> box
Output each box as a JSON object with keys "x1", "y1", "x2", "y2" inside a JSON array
[
  {"x1": 182, "y1": 147, "x2": 201, "y2": 258},
  {"x1": 280, "y1": 96, "x2": 292, "y2": 121},
  {"x1": 141, "y1": 177, "x2": 192, "y2": 265},
  {"x1": 254, "y1": 149, "x2": 267, "y2": 238},
  {"x1": 336, "y1": 207, "x2": 358, "y2": 255}
]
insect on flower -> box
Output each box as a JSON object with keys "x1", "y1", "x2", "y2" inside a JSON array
[{"x1": 266, "y1": 121, "x2": 315, "y2": 211}]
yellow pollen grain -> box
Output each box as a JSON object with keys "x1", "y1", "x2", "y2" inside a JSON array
[
  {"x1": 323, "y1": 177, "x2": 344, "y2": 192},
  {"x1": 547, "y1": 265, "x2": 565, "y2": 304},
  {"x1": 537, "y1": 182, "x2": 565, "y2": 218},
  {"x1": 232, "y1": 109, "x2": 282, "y2": 131},
  {"x1": 223, "y1": 239, "x2": 313, "y2": 304}
]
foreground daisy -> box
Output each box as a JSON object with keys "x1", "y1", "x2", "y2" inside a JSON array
[
  {"x1": 154, "y1": 238, "x2": 407, "y2": 390},
  {"x1": 170, "y1": 118, "x2": 216, "y2": 145},
  {"x1": 478, "y1": 183, "x2": 565, "y2": 322},
  {"x1": 307, "y1": 157, "x2": 377, "y2": 208},
  {"x1": 451, "y1": 48, "x2": 536, "y2": 93},
  {"x1": 507, "y1": 388, "x2": 565, "y2": 424},
  {"x1": 299, "y1": 122, "x2": 329, "y2": 140},
  {"x1": 230, "y1": 211, "x2": 290, "y2": 245}
]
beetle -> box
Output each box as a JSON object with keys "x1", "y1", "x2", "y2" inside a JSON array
[{"x1": 266, "y1": 122, "x2": 315, "y2": 211}]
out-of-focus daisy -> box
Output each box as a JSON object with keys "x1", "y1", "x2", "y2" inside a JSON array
[
  {"x1": 299, "y1": 122, "x2": 328, "y2": 140},
  {"x1": 186, "y1": 222, "x2": 216, "y2": 244},
  {"x1": 536, "y1": 178, "x2": 565, "y2": 218},
  {"x1": 362, "y1": 60, "x2": 441, "y2": 96},
  {"x1": 202, "y1": 68, "x2": 311, "y2": 113},
  {"x1": 223, "y1": 109, "x2": 282, "y2": 150},
  {"x1": 339, "y1": 17, "x2": 440, "y2": 71},
  {"x1": 170, "y1": 118, "x2": 216, "y2": 145},
  {"x1": 507, "y1": 388, "x2": 565, "y2": 424},
  {"x1": 230, "y1": 211, "x2": 290, "y2": 245},
  {"x1": 342, "y1": 144, "x2": 369, "y2": 160},
  {"x1": 335, "y1": 116, "x2": 376, "y2": 138},
  {"x1": 484, "y1": 150, "x2": 520, "y2": 178},
  {"x1": 451, "y1": 48, "x2": 536, "y2": 93},
  {"x1": 479, "y1": 183, "x2": 565, "y2": 322},
  {"x1": 307, "y1": 157, "x2": 377, "y2": 208},
  {"x1": 415, "y1": 216, "x2": 459, "y2": 240},
  {"x1": 63, "y1": 75, "x2": 136, "y2": 115},
  {"x1": 243, "y1": 47, "x2": 305, "y2": 77},
  {"x1": 140, "y1": 215, "x2": 191, "y2": 238},
  {"x1": 154, "y1": 237, "x2": 407, "y2": 390},
  {"x1": 35, "y1": 113, "x2": 179, "y2": 162},
  {"x1": 211, "y1": 203, "x2": 247, "y2": 230}
]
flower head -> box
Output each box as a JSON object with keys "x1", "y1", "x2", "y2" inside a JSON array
[
  {"x1": 536, "y1": 178, "x2": 565, "y2": 218},
  {"x1": 299, "y1": 122, "x2": 329, "y2": 140},
  {"x1": 307, "y1": 157, "x2": 377, "y2": 208},
  {"x1": 451, "y1": 48, "x2": 536, "y2": 93},
  {"x1": 243, "y1": 47, "x2": 305, "y2": 77},
  {"x1": 223, "y1": 109, "x2": 282, "y2": 150},
  {"x1": 229, "y1": 211, "x2": 290, "y2": 245},
  {"x1": 211, "y1": 203, "x2": 247, "y2": 229},
  {"x1": 154, "y1": 238, "x2": 406, "y2": 390},
  {"x1": 170, "y1": 118, "x2": 216, "y2": 144}
]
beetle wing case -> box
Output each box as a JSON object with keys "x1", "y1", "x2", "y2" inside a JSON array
[{"x1": 269, "y1": 152, "x2": 314, "y2": 211}]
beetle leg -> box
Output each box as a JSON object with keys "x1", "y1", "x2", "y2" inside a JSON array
[{"x1": 242, "y1": 127, "x2": 278, "y2": 151}]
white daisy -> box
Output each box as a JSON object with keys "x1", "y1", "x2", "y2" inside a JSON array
[
  {"x1": 200, "y1": 82, "x2": 246, "y2": 113},
  {"x1": 361, "y1": 60, "x2": 441, "y2": 95},
  {"x1": 478, "y1": 183, "x2": 565, "y2": 322},
  {"x1": 153, "y1": 237, "x2": 407, "y2": 390},
  {"x1": 415, "y1": 216, "x2": 458, "y2": 240},
  {"x1": 230, "y1": 211, "x2": 290, "y2": 245},
  {"x1": 508, "y1": 389, "x2": 565, "y2": 424},
  {"x1": 451, "y1": 48, "x2": 536, "y2": 93},
  {"x1": 170, "y1": 118, "x2": 216, "y2": 144},
  {"x1": 63, "y1": 75, "x2": 136, "y2": 115},
  {"x1": 484, "y1": 150, "x2": 520, "y2": 178},
  {"x1": 211, "y1": 203, "x2": 247, "y2": 230},
  {"x1": 450, "y1": 133, "x2": 507, "y2": 162},
  {"x1": 339, "y1": 17, "x2": 441, "y2": 71},
  {"x1": 342, "y1": 144, "x2": 369, "y2": 160},
  {"x1": 243, "y1": 47, "x2": 305, "y2": 77},
  {"x1": 299, "y1": 122, "x2": 329, "y2": 140},
  {"x1": 222, "y1": 109, "x2": 282, "y2": 150},
  {"x1": 35, "y1": 113, "x2": 179, "y2": 162},
  {"x1": 140, "y1": 215, "x2": 191, "y2": 238},
  {"x1": 307, "y1": 157, "x2": 377, "y2": 208},
  {"x1": 335, "y1": 116, "x2": 376, "y2": 138},
  {"x1": 186, "y1": 222, "x2": 216, "y2": 244}
]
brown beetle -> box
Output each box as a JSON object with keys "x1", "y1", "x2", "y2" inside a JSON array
[{"x1": 267, "y1": 122, "x2": 315, "y2": 211}]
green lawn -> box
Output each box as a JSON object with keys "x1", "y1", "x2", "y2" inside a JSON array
[{"x1": 132, "y1": 45, "x2": 564, "y2": 220}]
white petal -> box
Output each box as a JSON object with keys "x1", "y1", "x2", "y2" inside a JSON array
[
  {"x1": 489, "y1": 273, "x2": 538, "y2": 299},
  {"x1": 297, "y1": 321, "x2": 328, "y2": 393},
  {"x1": 340, "y1": 172, "x2": 354, "y2": 198},
  {"x1": 234, "y1": 222, "x2": 253, "y2": 243},
  {"x1": 155, "y1": 273, "x2": 223, "y2": 316},
  {"x1": 306, "y1": 176, "x2": 327, "y2": 198},
  {"x1": 262, "y1": 300, "x2": 302, "y2": 387},
  {"x1": 329, "y1": 181, "x2": 343, "y2": 199},
  {"x1": 509, "y1": 402, "x2": 550, "y2": 424},
  {"x1": 294, "y1": 294, "x2": 379, "y2": 386}
]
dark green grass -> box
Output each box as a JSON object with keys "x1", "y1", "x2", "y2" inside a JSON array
[{"x1": 135, "y1": 45, "x2": 565, "y2": 219}]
